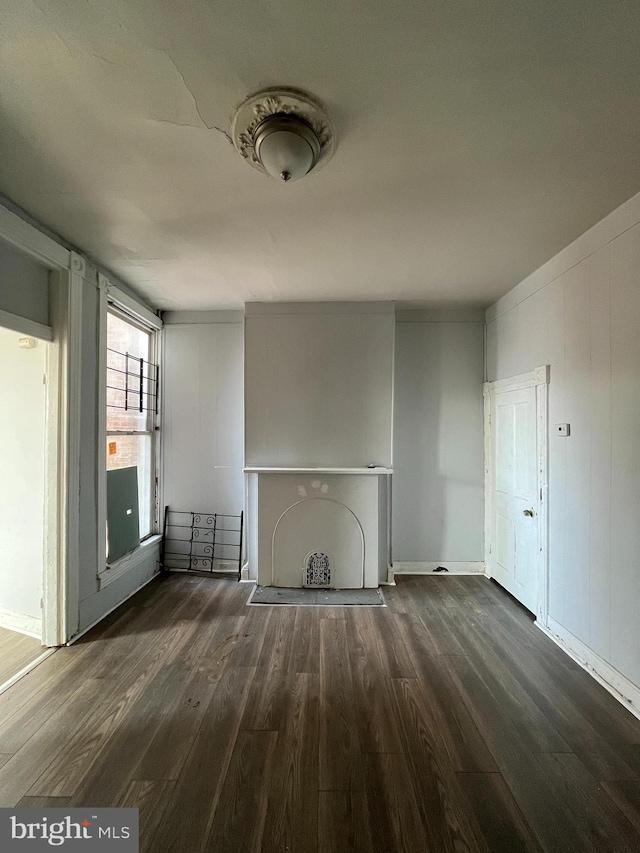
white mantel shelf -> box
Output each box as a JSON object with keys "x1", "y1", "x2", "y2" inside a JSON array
[{"x1": 244, "y1": 467, "x2": 393, "y2": 475}]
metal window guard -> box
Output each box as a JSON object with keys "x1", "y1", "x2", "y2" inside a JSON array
[
  {"x1": 106, "y1": 347, "x2": 160, "y2": 415},
  {"x1": 160, "y1": 507, "x2": 244, "y2": 581}
]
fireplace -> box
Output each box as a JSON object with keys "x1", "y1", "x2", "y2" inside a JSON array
[{"x1": 245, "y1": 467, "x2": 391, "y2": 588}]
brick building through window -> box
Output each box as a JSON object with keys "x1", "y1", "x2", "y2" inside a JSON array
[{"x1": 106, "y1": 309, "x2": 158, "y2": 542}]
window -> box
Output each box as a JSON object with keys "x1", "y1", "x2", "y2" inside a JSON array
[{"x1": 106, "y1": 309, "x2": 159, "y2": 550}]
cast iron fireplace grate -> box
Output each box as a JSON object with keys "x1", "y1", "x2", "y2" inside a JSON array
[{"x1": 304, "y1": 551, "x2": 332, "y2": 587}]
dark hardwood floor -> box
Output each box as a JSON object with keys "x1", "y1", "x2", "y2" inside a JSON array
[{"x1": 0, "y1": 573, "x2": 639, "y2": 851}]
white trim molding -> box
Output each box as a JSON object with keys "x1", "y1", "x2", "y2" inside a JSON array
[
  {"x1": 43, "y1": 339, "x2": 62, "y2": 644},
  {"x1": 482, "y1": 364, "x2": 550, "y2": 397},
  {"x1": 0, "y1": 308, "x2": 53, "y2": 342},
  {"x1": 0, "y1": 205, "x2": 70, "y2": 269},
  {"x1": 98, "y1": 535, "x2": 162, "y2": 589},
  {"x1": 0, "y1": 608, "x2": 42, "y2": 639},
  {"x1": 484, "y1": 365, "x2": 550, "y2": 627},
  {"x1": 96, "y1": 274, "x2": 109, "y2": 584},
  {"x1": 106, "y1": 281, "x2": 162, "y2": 330},
  {"x1": 62, "y1": 252, "x2": 85, "y2": 642},
  {"x1": 539, "y1": 617, "x2": 640, "y2": 722},
  {"x1": 388, "y1": 561, "x2": 485, "y2": 582},
  {"x1": 41, "y1": 254, "x2": 84, "y2": 645}
]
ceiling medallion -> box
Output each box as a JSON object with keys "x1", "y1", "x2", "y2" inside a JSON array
[{"x1": 231, "y1": 87, "x2": 336, "y2": 183}]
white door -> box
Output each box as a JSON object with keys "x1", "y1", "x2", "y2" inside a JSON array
[{"x1": 489, "y1": 385, "x2": 539, "y2": 613}]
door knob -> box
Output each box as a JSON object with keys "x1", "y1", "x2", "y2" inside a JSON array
[{"x1": 523, "y1": 509, "x2": 534, "y2": 517}]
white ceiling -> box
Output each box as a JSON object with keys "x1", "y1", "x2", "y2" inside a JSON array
[{"x1": 1, "y1": 1, "x2": 640, "y2": 309}]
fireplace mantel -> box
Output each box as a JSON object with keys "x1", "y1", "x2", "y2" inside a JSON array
[
  {"x1": 244, "y1": 466, "x2": 392, "y2": 475},
  {"x1": 245, "y1": 468, "x2": 390, "y2": 588}
]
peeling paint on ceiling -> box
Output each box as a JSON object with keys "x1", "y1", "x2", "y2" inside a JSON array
[{"x1": 1, "y1": 0, "x2": 640, "y2": 309}]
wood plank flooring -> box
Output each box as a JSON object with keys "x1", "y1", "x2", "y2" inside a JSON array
[
  {"x1": 0, "y1": 626, "x2": 42, "y2": 686},
  {"x1": 0, "y1": 573, "x2": 639, "y2": 851}
]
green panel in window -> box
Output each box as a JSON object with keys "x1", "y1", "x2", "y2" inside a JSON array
[{"x1": 107, "y1": 466, "x2": 140, "y2": 562}]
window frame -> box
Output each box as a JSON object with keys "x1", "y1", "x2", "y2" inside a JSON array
[
  {"x1": 106, "y1": 305, "x2": 158, "y2": 542},
  {"x1": 97, "y1": 276, "x2": 162, "y2": 586}
]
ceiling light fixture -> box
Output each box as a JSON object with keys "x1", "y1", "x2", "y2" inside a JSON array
[{"x1": 231, "y1": 88, "x2": 335, "y2": 183}]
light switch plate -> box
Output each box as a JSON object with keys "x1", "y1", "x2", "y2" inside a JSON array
[{"x1": 555, "y1": 423, "x2": 570, "y2": 437}]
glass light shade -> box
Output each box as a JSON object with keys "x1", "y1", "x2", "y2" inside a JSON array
[
  {"x1": 258, "y1": 131, "x2": 314, "y2": 181},
  {"x1": 253, "y1": 114, "x2": 321, "y2": 182}
]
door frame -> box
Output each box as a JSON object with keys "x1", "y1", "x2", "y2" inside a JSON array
[
  {"x1": 0, "y1": 204, "x2": 84, "y2": 646},
  {"x1": 483, "y1": 365, "x2": 550, "y2": 626}
]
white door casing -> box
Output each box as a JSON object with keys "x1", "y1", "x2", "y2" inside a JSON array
[
  {"x1": 0, "y1": 204, "x2": 83, "y2": 646},
  {"x1": 484, "y1": 366, "x2": 549, "y2": 624}
]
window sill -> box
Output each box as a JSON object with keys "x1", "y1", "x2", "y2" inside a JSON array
[{"x1": 98, "y1": 534, "x2": 162, "y2": 589}]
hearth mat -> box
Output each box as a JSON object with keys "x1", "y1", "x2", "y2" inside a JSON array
[{"x1": 248, "y1": 586, "x2": 385, "y2": 606}]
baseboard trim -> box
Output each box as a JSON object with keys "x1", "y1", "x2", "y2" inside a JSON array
[
  {"x1": 0, "y1": 648, "x2": 56, "y2": 697},
  {"x1": 537, "y1": 616, "x2": 640, "y2": 722},
  {"x1": 0, "y1": 609, "x2": 41, "y2": 639},
  {"x1": 389, "y1": 561, "x2": 485, "y2": 582},
  {"x1": 168, "y1": 567, "x2": 237, "y2": 576}
]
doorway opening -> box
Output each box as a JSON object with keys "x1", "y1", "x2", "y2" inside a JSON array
[{"x1": 0, "y1": 325, "x2": 54, "y2": 688}]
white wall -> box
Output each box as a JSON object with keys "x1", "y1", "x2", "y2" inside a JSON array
[
  {"x1": 0, "y1": 239, "x2": 49, "y2": 327},
  {"x1": 486, "y1": 190, "x2": 640, "y2": 691},
  {"x1": 0, "y1": 326, "x2": 45, "y2": 635},
  {"x1": 163, "y1": 314, "x2": 244, "y2": 525},
  {"x1": 392, "y1": 311, "x2": 485, "y2": 563},
  {"x1": 245, "y1": 302, "x2": 395, "y2": 468}
]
